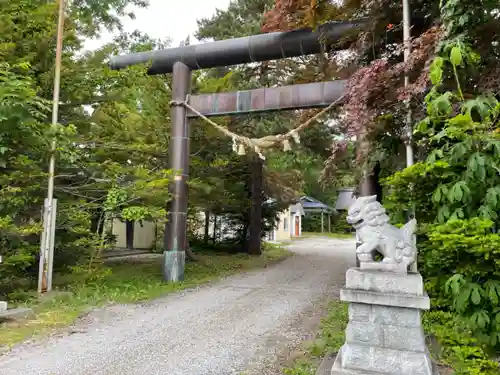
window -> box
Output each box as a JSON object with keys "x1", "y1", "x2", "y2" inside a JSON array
[{"x1": 284, "y1": 217, "x2": 288, "y2": 231}]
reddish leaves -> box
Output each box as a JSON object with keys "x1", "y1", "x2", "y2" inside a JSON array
[
  {"x1": 262, "y1": 0, "x2": 315, "y2": 33},
  {"x1": 343, "y1": 59, "x2": 391, "y2": 135},
  {"x1": 343, "y1": 26, "x2": 443, "y2": 136},
  {"x1": 262, "y1": 0, "x2": 442, "y2": 180}
]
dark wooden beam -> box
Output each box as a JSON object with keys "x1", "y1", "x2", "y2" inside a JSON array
[
  {"x1": 110, "y1": 21, "x2": 367, "y2": 75},
  {"x1": 187, "y1": 80, "x2": 346, "y2": 118}
]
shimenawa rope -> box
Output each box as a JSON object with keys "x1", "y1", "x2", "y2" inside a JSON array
[{"x1": 170, "y1": 93, "x2": 345, "y2": 160}]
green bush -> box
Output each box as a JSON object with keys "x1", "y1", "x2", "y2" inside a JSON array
[
  {"x1": 302, "y1": 215, "x2": 326, "y2": 232},
  {"x1": 380, "y1": 45, "x2": 500, "y2": 352},
  {"x1": 330, "y1": 211, "x2": 352, "y2": 234},
  {"x1": 419, "y1": 219, "x2": 500, "y2": 347},
  {"x1": 423, "y1": 310, "x2": 500, "y2": 375},
  {"x1": 302, "y1": 212, "x2": 350, "y2": 234}
]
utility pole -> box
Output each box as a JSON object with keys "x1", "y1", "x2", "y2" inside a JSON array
[
  {"x1": 403, "y1": 0, "x2": 417, "y2": 273},
  {"x1": 403, "y1": 0, "x2": 414, "y2": 167},
  {"x1": 38, "y1": 0, "x2": 65, "y2": 294}
]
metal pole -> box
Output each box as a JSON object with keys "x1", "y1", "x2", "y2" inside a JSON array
[
  {"x1": 39, "y1": 0, "x2": 65, "y2": 294},
  {"x1": 163, "y1": 61, "x2": 191, "y2": 282},
  {"x1": 403, "y1": 0, "x2": 416, "y2": 274},
  {"x1": 403, "y1": 0, "x2": 414, "y2": 167}
]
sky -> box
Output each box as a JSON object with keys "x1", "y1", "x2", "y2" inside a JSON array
[{"x1": 84, "y1": 0, "x2": 232, "y2": 51}]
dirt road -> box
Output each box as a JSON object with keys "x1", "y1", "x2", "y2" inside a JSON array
[{"x1": 0, "y1": 237, "x2": 355, "y2": 375}]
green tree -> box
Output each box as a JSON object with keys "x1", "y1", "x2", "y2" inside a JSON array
[
  {"x1": 0, "y1": 0, "x2": 177, "y2": 291},
  {"x1": 194, "y1": 0, "x2": 343, "y2": 253}
]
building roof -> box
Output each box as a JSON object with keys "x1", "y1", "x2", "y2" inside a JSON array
[
  {"x1": 263, "y1": 199, "x2": 305, "y2": 215},
  {"x1": 299, "y1": 196, "x2": 337, "y2": 214},
  {"x1": 335, "y1": 188, "x2": 357, "y2": 210},
  {"x1": 290, "y1": 203, "x2": 305, "y2": 216}
]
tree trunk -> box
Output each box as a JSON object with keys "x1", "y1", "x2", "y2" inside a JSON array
[
  {"x1": 358, "y1": 162, "x2": 382, "y2": 199},
  {"x1": 204, "y1": 211, "x2": 210, "y2": 244},
  {"x1": 373, "y1": 162, "x2": 383, "y2": 202},
  {"x1": 241, "y1": 218, "x2": 249, "y2": 251},
  {"x1": 357, "y1": 130, "x2": 378, "y2": 198},
  {"x1": 90, "y1": 208, "x2": 103, "y2": 234},
  {"x1": 185, "y1": 243, "x2": 198, "y2": 261},
  {"x1": 356, "y1": 134, "x2": 378, "y2": 268},
  {"x1": 125, "y1": 220, "x2": 134, "y2": 250},
  {"x1": 248, "y1": 155, "x2": 263, "y2": 255},
  {"x1": 359, "y1": 169, "x2": 377, "y2": 197},
  {"x1": 213, "y1": 214, "x2": 218, "y2": 244}
]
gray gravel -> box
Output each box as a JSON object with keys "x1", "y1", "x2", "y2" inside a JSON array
[{"x1": 0, "y1": 237, "x2": 355, "y2": 375}]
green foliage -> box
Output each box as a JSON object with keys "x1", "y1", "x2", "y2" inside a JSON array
[
  {"x1": 1, "y1": 0, "x2": 334, "y2": 292},
  {"x1": 309, "y1": 301, "x2": 348, "y2": 355},
  {"x1": 190, "y1": 0, "x2": 339, "y2": 251},
  {"x1": 330, "y1": 211, "x2": 352, "y2": 234},
  {"x1": 302, "y1": 212, "x2": 351, "y2": 234},
  {"x1": 385, "y1": 44, "x2": 500, "y2": 226},
  {"x1": 423, "y1": 310, "x2": 500, "y2": 375},
  {"x1": 0, "y1": 0, "x2": 177, "y2": 292},
  {"x1": 282, "y1": 361, "x2": 316, "y2": 375},
  {"x1": 196, "y1": 0, "x2": 274, "y2": 40},
  {"x1": 302, "y1": 215, "x2": 327, "y2": 233},
  {"x1": 0, "y1": 62, "x2": 50, "y2": 286},
  {"x1": 440, "y1": 0, "x2": 500, "y2": 52},
  {"x1": 383, "y1": 39, "x2": 500, "y2": 362},
  {"x1": 419, "y1": 219, "x2": 500, "y2": 346}
]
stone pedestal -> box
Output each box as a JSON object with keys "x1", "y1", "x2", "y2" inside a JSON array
[{"x1": 331, "y1": 268, "x2": 439, "y2": 375}]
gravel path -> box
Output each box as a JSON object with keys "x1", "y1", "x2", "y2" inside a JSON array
[{"x1": 0, "y1": 237, "x2": 355, "y2": 375}]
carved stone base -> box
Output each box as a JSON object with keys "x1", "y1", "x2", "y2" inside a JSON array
[{"x1": 331, "y1": 268, "x2": 438, "y2": 375}]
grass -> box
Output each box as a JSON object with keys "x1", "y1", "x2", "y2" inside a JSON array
[
  {"x1": 301, "y1": 232, "x2": 355, "y2": 240},
  {"x1": 0, "y1": 244, "x2": 291, "y2": 350},
  {"x1": 281, "y1": 300, "x2": 348, "y2": 375}
]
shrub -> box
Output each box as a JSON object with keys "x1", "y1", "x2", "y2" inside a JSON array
[
  {"x1": 423, "y1": 310, "x2": 500, "y2": 375},
  {"x1": 420, "y1": 218, "x2": 500, "y2": 347},
  {"x1": 330, "y1": 211, "x2": 352, "y2": 234}
]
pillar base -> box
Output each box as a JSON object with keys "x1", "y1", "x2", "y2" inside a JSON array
[
  {"x1": 331, "y1": 349, "x2": 440, "y2": 375},
  {"x1": 163, "y1": 251, "x2": 185, "y2": 282},
  {"x1": 331, "y1": 268, "x2": 438, "y2": 375}
]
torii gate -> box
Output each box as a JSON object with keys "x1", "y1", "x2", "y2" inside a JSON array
[{"x1": 110, "y1": 20, "x2": 366, "y2": 281}]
